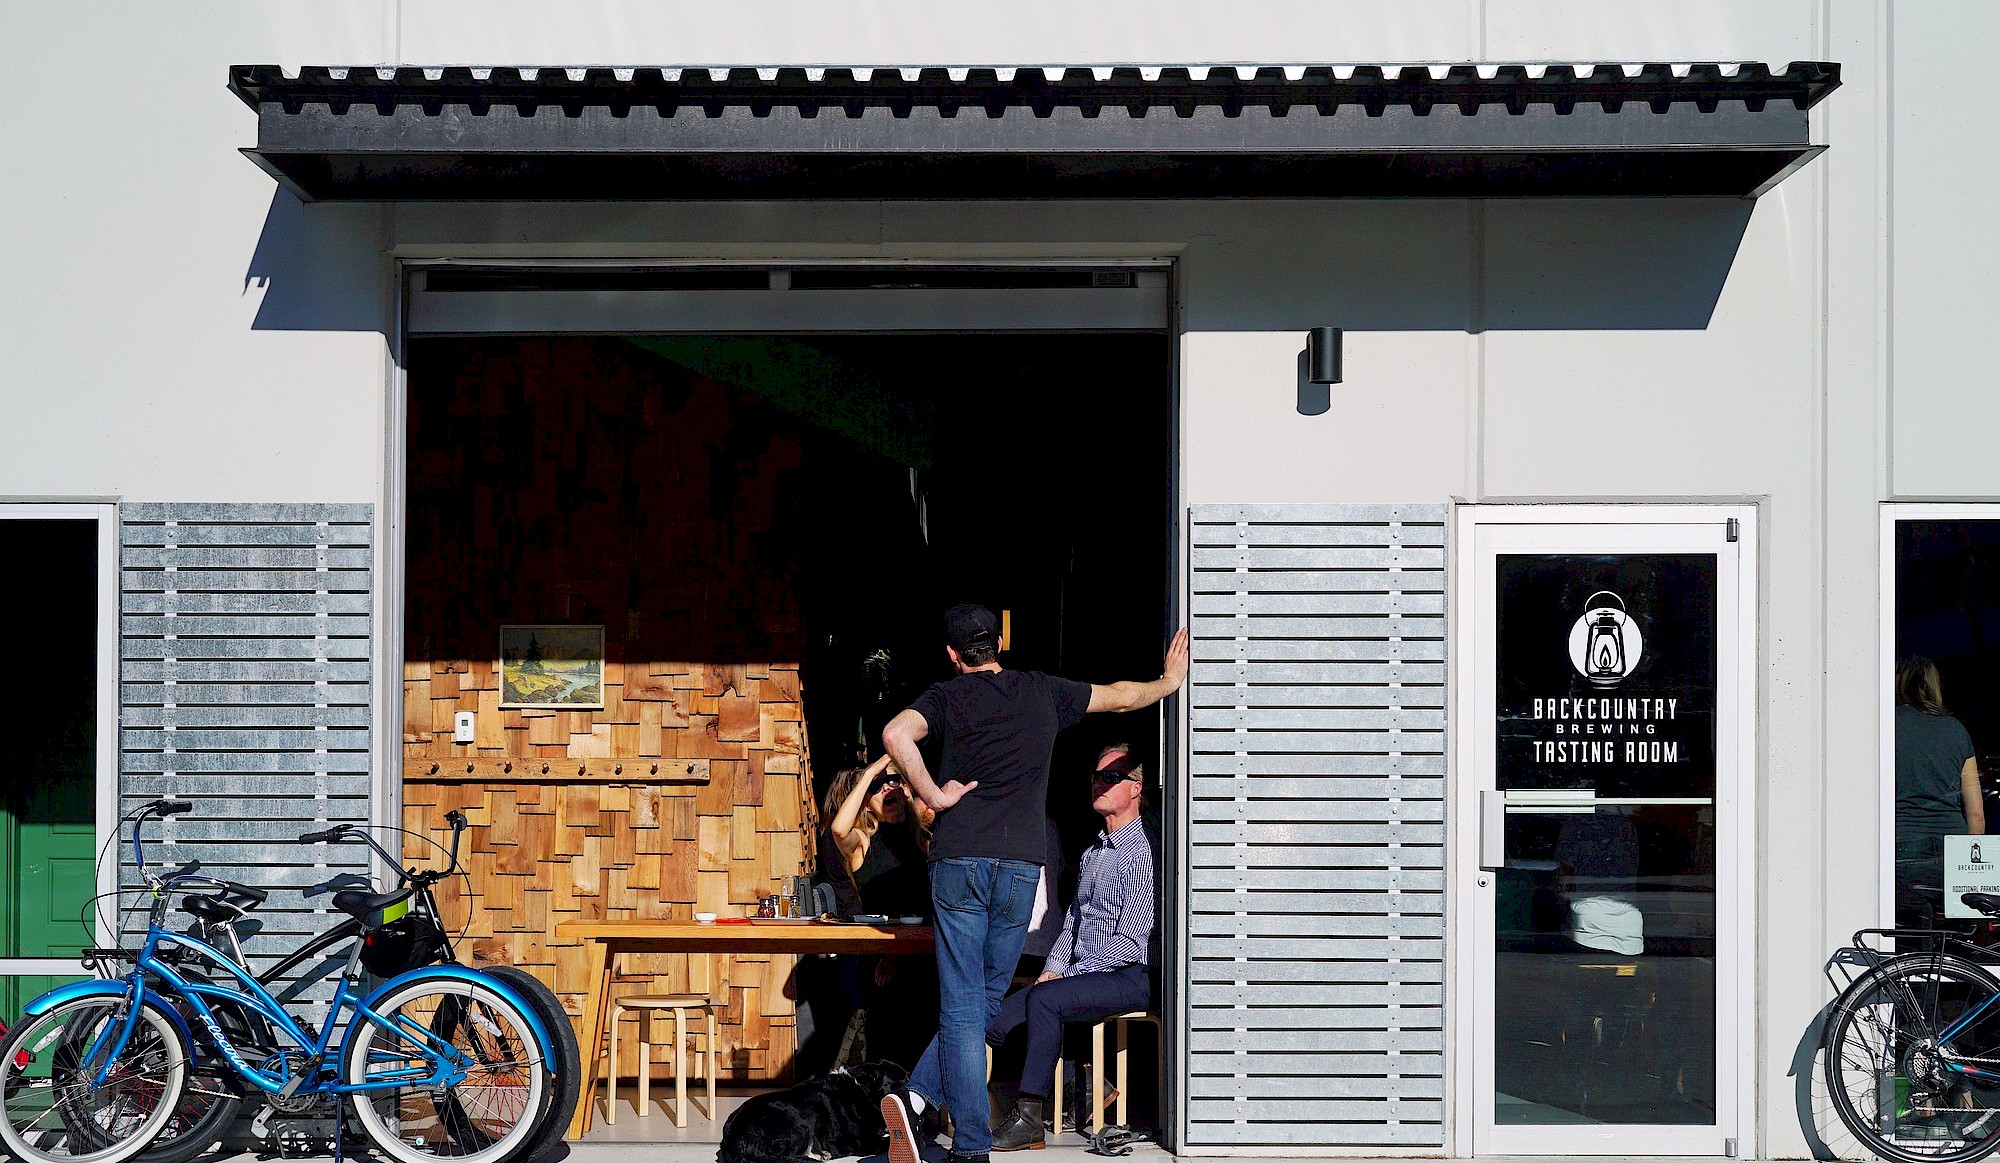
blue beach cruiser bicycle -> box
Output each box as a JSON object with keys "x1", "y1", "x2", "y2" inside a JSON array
[{"x1": 0, "y1": 798, "x2": 559, "y2": 1163}]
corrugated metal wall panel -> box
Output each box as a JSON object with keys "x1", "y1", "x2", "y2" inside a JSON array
[
  {"x1": 1184, "y1": 503, "x2": 1448, "y2": 1148},
  {"x1": 117, "y1": 503, "x2": 373, "y2": 999}
]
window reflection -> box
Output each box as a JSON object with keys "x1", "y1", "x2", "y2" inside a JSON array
[
  {"x1": 1494, "y1": 805, "x2": 1716, "y2": 1125},
  {"x1": 1894, "y1": 521, "x2": 2000, "y2": 928}
]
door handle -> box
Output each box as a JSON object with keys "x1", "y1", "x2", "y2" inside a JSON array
[
  {"x1": 1480, "y1": 791, "x2": 1505, "y2": 871},
  {"x1": 1480, "y1": 788, "x2": 1597, "y2": 871}
]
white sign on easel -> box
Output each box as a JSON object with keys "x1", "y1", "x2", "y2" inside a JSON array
[{"x1": 1944, "y1": 835, "x2": 2000, "y2": 918}]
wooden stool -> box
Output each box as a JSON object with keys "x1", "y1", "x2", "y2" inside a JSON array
[
  {"x1": 604, "y1": 993, "x2": 716, "y2": 1128},
  {"x1": 1052, "y1": 1011, "x2": 1159, "y2": 1136}
]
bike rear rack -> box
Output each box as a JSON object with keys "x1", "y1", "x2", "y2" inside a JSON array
[{"x1": 1849, "y1": 928, "x2": 2000, "y2": 965}]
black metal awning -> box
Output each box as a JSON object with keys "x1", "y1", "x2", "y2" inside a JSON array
[{"x1": 228, "y1": 62, "x2": 1838, "y2": 201}]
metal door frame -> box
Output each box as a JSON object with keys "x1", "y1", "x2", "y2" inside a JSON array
[
  {"x1": 0, "y1": 503, "x2": 120, "y2": 974},
  {"x1": 1450, "y1": 504, "x2": 1758, "y2": 1156}
]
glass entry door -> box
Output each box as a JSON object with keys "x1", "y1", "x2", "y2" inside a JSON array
[{"x1": 1462, "y1": 512, "x2": 1749, "y2": 1155}]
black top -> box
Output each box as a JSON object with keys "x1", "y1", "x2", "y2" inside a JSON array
[
  {"x1": 819, "y1": 824, "x2": 930, "y2": 918},
  {"x1": 1896, "y1": 704, "x2": 1978, "y2": 860},
  {"x1": 907, "y1": 669, "x2": 1093, "y2": 864}
]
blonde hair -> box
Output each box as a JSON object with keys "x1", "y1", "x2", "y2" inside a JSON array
[{"x1": 1898, "y1": 657, "x2": 1950, "y2": 716}]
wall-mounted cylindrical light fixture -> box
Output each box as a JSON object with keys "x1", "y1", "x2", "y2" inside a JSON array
[{"x1": 1307, "y1": 327, "x2": 1343, "y2": 384}]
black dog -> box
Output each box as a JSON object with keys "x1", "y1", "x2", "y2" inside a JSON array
[{"x1": 717, "y1": 1060, "x2": 909, "y2": 1163}]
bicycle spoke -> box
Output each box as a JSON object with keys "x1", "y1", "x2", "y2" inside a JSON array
[
  {"x1": 0, "y1": 997, "x2": 187, "y2": 1163},
  {"x1": 1827, "y1": 952, "x2": 2000, "y2": 1163},
  {"x1": 346, "y1": 978, "x2": 547, "y2": 1163}
]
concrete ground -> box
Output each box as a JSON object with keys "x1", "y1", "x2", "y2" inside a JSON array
[
  {"x1": 568, "y1": 1087, "x2": 1167, "y2": 1159},
  {"x1": 561, "y1": 1142, "x2": 1169, "y2": 1163},
  {"x1": 200, "y1": 1090, "x2": 1740, "y2": 1163}
]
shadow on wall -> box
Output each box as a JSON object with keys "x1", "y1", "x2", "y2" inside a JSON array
[
  {"x1": 242, "y1": 191, "x2": 1757, "y2": 335},
  {"x1": 244, "y1": 190, "x2": 389, "y2": 333},
  {"x1": 1180, "y1": 198, "x2": 1758, "y2": 332}
]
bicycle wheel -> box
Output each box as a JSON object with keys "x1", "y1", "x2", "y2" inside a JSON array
[
  {"x1": 1827, "y1": 951, "x2": 2000, "y2": 1163},
  {"x1": 131, "y1": 999, "x2": 255, "y2": 1163},
  {"x1": 344, "y1": 976, "x2": 547, "y2": 1163},
  {"x1": 482, "y1": 966, "x2": 580, "y2": 1163},
  {"x1": 0, "y1": 995, "x2": 190, "y2": 1163}
]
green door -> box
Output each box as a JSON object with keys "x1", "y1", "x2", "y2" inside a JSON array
[
  {"x1": 0, "y1": 518, "x2": 100, "y2": 1021},
  {"x1": 1, "y1": 775, "x2": 97, "y2": 1018}
]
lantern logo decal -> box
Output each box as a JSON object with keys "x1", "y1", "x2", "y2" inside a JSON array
[{"x1": 1568, "y1": 590, "x2": 1644, "y2": 687}]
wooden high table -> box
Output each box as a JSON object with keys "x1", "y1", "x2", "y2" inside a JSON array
[{"x1": 555, "y1": 919, "x2": 937, "y2": 1137}]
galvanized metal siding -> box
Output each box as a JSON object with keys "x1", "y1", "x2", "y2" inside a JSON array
[
  {"x1": 1185, "y1": 503, "x2": 1447, "y2": 1148},
  {"x1": 119, "y1": 503, "x2": 373, "y2": 994}
]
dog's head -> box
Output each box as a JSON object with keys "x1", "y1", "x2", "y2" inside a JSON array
[{"x1": 845, "y1": 1060, "x2": 910, "y2": 1102}]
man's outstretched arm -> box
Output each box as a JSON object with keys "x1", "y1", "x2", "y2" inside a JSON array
[{"x1": 1087, "y1": 628, "x2": 1191, "y2": 714}]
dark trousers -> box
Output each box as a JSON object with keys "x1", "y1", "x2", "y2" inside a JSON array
[{"x1": 985, "y1": 964, "x2": 1150, "y2": 1101}]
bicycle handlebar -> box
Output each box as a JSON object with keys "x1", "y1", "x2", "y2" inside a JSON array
[
  {"x1": 294, "y1": 812, "x2": 469, "y2": 886},
  {"x1": 443, "y1": 810, "x2": 468, "y2": 877},
  {"x1": 131, "y1": 797, "x2": 191, "y2": 882}
]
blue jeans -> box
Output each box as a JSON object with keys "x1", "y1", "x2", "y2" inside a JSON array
[{"x1": 908, "y1": 857, "x2": 1040, "y2": 1155}]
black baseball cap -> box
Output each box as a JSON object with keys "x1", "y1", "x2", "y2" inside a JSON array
[{"x1": 944, "y1": 603, "x2": 1000, "y2": 653}]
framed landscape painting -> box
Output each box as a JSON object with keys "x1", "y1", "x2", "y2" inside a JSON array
[{"x1": 499, "y1": 624, "x2": 605, "y2": 709}]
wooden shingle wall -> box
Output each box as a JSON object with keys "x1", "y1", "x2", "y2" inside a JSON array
[
  {"x1": 402, "y1": 338, "x2": 818, "y2": 1082},
  {"x1": 118, "y1": 503, "x2": 374, "y2": 1001},
  {"x1": 1185, "y1": 503, "x2": 1448, "y2": 1148}
]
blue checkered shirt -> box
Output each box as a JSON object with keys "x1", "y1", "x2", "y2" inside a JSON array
[{"x1": 1044, "y1": 816, "x2": 1154, "y2": 977}]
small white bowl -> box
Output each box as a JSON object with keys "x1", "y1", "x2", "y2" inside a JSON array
[{"x1": 694, "y1": 912, "x2": 718, "y2": 924}]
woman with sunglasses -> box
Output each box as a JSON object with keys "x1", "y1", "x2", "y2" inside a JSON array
[
  {"x1": 823, "y1": 752, "x2": 934, "y2": 920},
  {"x1": 803, "y1": 753, "x2": 939, "y2": 1071}
]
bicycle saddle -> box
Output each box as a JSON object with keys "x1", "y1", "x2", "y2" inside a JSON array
[
  {"x1": 331, "y1": 887, "x2": 413, "y2": 920},
  {"x1": 180, "y1": 880, "x2": 269, "y2": 924},
  {"x1": 1965, "y1": 892, "x2": 2000, "y2": 917},
  {"x1": 183, "y1": 895, "x2": 250, "y2": 925}
]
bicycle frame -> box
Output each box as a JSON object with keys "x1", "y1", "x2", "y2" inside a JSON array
[
  {"x1": 252, "y1": 887, "x2": 457, "y2": 990},
  {"x1": 92, "y1": 925, "x2": 471, "y2": 1098},
  {"x1": 1937, "y1": 995, "x2": 2000, "y2": 1081}
]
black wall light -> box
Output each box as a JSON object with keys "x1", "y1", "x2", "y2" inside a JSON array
[
  {"x1": 1307, "y1": 326, "x2": 1343, "y2": 384},
  {"x1": 1297, "y1": 327, "x2": 1343, "y2": 416}
]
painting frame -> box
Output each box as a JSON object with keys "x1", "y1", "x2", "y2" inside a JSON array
[{"x1": 499, "y1": 624, "x2": 606, "y2": 710}]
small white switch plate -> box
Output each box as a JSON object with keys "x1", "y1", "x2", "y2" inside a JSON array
[{"x1": 453, "y1": 711, "x2": 476, "y2": 744}]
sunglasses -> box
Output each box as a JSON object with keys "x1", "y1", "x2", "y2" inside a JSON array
[
  {"x1": 869, "y1": 775, "x2": 905, "y2": 793},
  {"x1": 1092, "y1": 768, "x2": 1142, "y2": 785}
]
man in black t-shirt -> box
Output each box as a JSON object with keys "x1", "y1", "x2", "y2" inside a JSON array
[{"x1": 879, "y1": 604, "x2": 1187, "y2": 1163}]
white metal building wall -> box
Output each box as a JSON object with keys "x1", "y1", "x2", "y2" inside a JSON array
[
  {"x1": 1184, "y1": 502, "x2": 1448, "y2": 1148},
  {"x1": 118, "y1": 503, "x2": 373, "y2": 996}
]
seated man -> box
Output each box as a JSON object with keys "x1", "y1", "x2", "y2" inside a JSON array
[{"x1": 986, "y1": 746, "x2": 1155, "y2": 1151}]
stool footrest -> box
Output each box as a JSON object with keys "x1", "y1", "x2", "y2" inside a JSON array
[{"x1": 1051, "y1": 1011, "x2": 1160, "y2": 1140}]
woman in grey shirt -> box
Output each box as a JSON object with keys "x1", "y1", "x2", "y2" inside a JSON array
[{"x1": 1895, "y1": 657, "x2": 1984, "y2": 926}]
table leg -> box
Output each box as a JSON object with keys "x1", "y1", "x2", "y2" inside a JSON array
[{"x1": 569, "y1": 938, "x2": 616, "y2": 1138}]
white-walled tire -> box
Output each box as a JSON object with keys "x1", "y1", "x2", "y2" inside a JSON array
[
  {"x1": 344, "y1": 977, "x2": 547, "y2": 1163},
  {"x1": 0, "y1": 996, "x2": 189, "y2": 1163}
]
